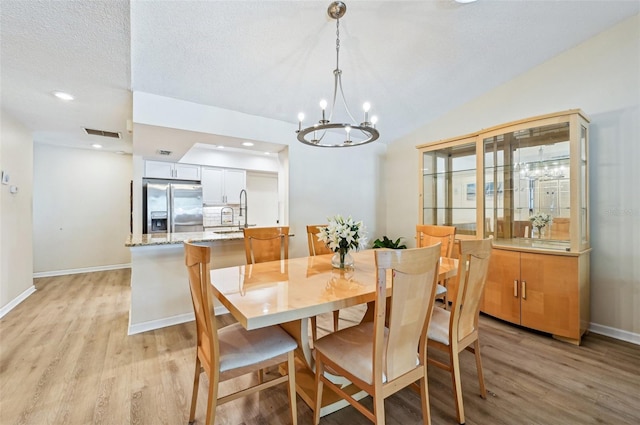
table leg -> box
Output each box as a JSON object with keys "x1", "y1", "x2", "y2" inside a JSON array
[{"x1": 279, "y1": 318, "x2": 367, "y2": 417}]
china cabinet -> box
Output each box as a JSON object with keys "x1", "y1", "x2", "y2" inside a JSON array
[{"x1": 417, "y1": 110, "x2": 590, "y2": 344}]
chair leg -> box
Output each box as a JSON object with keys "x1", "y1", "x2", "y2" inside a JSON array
[
  {"x1": 188, "y1": 356, "x2": 201, "y2": 425},
  {"x1": 473, "y1": 339, "x2": 487, "y2": 399},
  {"x1": 287, "y1": 351, "x2": 298, "y2": 425},
  {"x1": 442, "y1": 289, "x2": 448, "y2": 310},
  {"x1": 205, "y1": 370, "x2": 219, "y2": 425},
  {"x1": 419, "y1": 371, "x2": 432, "y2": 425},
  {"x1": 314, "y1": 355, "x2": 324, "y2": 425},
  {"x1": 441, "y1": 279, "x2": 448, "y2": 310},
  {"x1": 332, "y1": 310, "x2": 340, "y2": 332},
  {"x1": 311, "y1": 316, "x2": 318, "y2": 342},
  {"x1": 373, "y1": 391, "x2": 385, "y2": 425},
  {"x1": 450, "y1": 348, "x2": 465, "y2": 425}
]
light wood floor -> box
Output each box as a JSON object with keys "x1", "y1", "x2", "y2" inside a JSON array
[{"x1": 1, "y1": 269, "x2": 639, "y2": 425}]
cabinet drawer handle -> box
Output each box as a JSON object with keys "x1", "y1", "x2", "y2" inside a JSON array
[
  {"x1": 522, "y1": 281, "x2": 527, "y2": 300},
  {"x1": 513, "y1": 280, "x2": 518, "y2": 297}
]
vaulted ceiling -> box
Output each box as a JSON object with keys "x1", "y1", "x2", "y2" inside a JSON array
[{"x1": 2, "y1": 1, "x2": 638, "y2": 155}]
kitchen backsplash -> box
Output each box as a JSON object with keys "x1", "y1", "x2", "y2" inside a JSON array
[{"x1": 203, "y1": 206, "x2": 242, "y2": 227}]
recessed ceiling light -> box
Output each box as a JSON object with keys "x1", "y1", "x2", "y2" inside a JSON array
[
  {"x1": 264, "y1": 152, "x2": 270, "y2": 155},
  {"x1": 92, "y1": 143, "x2": 103, "y2": 149},
  {"x1": 52, "y1": 91, "x2": 74, "y2": 101},
  {"x1": 242, "y1": 142, "x2": 254, "y2": 147},
  {"x1": 455, "y1": 0, "x2": 477, "y2": 3},
  {"x1": 217, "y1": 145, "x2": 225, "y2": 149}
]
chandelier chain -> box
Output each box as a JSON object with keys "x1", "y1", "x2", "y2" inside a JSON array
[{"x1": 335, "y1": 17, "x2": 340, "y2": 71}]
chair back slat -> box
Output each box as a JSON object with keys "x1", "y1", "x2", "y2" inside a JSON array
[
  {"x1": 184, "y1": 241, "x2": 219, "y2": 371},
  {"x1": 451, "y1": 238, "x2": 492, "y2": 342},
  {"x1": 306, "y1": 225, "x2": 333, "y2": 256},
  {"x1": 243, "y1": 227, "x2": 290, "y2": 264},
  {"x1": 374, "y1": 244, "x2": 441, "y2": 381},
  {"x1": 416, "y1": 224, "x2": 456, "y2": 257}
]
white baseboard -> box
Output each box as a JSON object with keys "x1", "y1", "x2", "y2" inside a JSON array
[
  {"x1": 127, "y1": 305, "x2": 229, "y2": 335},
  {"x1": 33, "y1": 263, "x2": 131, "y2": 278},
  {"x1": 589, "y1": 322, "x2": 640, "y2": 346},
  {"x1": 0, "y1": 285, "x2": 37, "y2": 319}
]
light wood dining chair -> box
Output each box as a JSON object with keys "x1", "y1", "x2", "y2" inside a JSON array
[
  {"x1": 416, "y1": 224, "x2": 456, "y2": 307},
  {"x1": 306, "y1": 224, "x2": 333, "y2": 256},
  {"x1": 243, "y1": 226, "x2": 289, "y2": 264},
  {"x1": 306, "y1": 225, "x2": 340, "y2": 342},
  {"x1": 184, "y1": 241, "x2": 298, "y2": 425},
  {"x1": 426, "y1": 238, "x2": 493, "y2": 425},
  {"x1": 313, "y1": 244, "x2": 442, "y2": 425}
]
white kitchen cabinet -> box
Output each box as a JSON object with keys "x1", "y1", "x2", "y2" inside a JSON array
[
  {"x1": 223, "y1": 169, "x2": 246, "y2": 204},
  {"x1": 144, "y1": 160, "x2": 201, "y2": 180},
  {"x1": 201, "y1": 167, "x2": 246, "y2": 204}
]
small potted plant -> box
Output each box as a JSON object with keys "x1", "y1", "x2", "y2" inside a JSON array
[{"x1": 372, "y1": 236, "x2": 407, "y2": 249}]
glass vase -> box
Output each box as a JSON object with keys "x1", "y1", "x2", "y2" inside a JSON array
[{"x1": 331, "y1": 248, "x2": 354, "y2": 269}]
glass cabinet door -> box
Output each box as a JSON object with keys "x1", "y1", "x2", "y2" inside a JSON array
[
  {"x1": 579, "y1": 123, "x2": 588, "y2": 247},
  {"x1": 483, "y1": 121, "x2": 571, "y2": 250},
  {"x1": 422, "y1": 140, "x2": 477, "y2": 236}
]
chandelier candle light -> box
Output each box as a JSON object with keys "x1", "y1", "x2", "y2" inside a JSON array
[{"x1": 296, "y1": 1, "x2": 379, "y2": 147}]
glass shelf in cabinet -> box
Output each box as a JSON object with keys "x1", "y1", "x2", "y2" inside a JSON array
[{"x1": 422, "y1": 167, "x2": 477, "y2": 177}]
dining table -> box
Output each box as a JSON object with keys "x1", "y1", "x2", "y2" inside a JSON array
[{"x1": 210, "y1": 249, "x2": 458, "y2": 417}]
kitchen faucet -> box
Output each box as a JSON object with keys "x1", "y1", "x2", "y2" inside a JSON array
[
  {"x1": 220, "y1": 206, "x2": 234, "y2": 225},
  {"x1": 238, "y1": 189, "x2": 248, "y2": 228}
]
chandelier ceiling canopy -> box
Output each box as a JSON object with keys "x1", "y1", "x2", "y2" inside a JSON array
[{"x1": 296, "y1": 1, "x2": 379, "y2": 148}]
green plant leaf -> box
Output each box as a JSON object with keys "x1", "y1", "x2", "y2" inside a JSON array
[{"x1": 373, "y1": 236, "x2": 407, "y2": 249}]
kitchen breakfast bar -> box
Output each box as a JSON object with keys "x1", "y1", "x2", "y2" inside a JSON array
[{"x1": 125, "y1": 230, "x2": 247, "y2": 335}]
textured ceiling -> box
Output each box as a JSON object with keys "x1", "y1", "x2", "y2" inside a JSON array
[{"x1": 1, "y1": 1, "x2": 639, "y2": 156}]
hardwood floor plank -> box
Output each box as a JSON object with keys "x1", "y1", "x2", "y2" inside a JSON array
[{"x1": 1, "y1": 269, "x2": 639, "y2": 425}]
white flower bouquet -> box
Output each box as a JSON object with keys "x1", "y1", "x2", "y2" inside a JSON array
[
  {"x1": 317, "y1": 215, "x2": 367, "y2": 253},
  {"x1": 529, "y1": 211, "x2": 552, "y2": 229}
]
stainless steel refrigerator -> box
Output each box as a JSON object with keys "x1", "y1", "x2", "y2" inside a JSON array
[{"x1": 145, "y1": 183, "x2": 203, "y2": 233}]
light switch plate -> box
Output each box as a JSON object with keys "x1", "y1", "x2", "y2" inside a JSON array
[{"x1": 1, "y1": 171, "x2": 9, "y2": 185}]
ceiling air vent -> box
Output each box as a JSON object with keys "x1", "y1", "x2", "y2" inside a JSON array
[
  {"x1": 83, "y1": 128, "x2": 122, "y2": 138},
  {"x1": 157, "y1": 150, "x2": 172, "y2": 156}
]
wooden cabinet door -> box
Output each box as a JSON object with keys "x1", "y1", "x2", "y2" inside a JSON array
[
  {"x1": 201, "y1": 167, "x2": 225, "y2": 204},
  {"x1": 482, "y1": 249, "x2": 521, "y2": 324},
  {"x1": 520, "y1": 253, "x2": 579, "y2": 339}
]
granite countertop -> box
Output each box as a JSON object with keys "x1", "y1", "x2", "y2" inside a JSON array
[{"x1": 125, "y1": 230, "x2": 245, "y2": 247}]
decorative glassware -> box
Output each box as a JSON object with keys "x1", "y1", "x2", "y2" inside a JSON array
[{"x1": 331, "y1": 247, "x2": 354, "y2": 269}]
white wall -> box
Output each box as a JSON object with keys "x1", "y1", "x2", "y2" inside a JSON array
[
  {"x1": 287, "y1": 139, "x2": 386, "y2": 256},
  {"x1": 0, "y1": 111, "x2": 34, "y2": 315},
  {"x1": 385, "y1": 15, "x2": 640, "y2": 338},
  {"x1": 33, "y1": 144, "x2": 133, "y2": 274}
]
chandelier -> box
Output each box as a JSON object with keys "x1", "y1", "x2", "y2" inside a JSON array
[
  {"x1": 296, "y1": 1, "x2": 379, "y2": 148},
  {"x1": 517, "y1": 147, "x2": 567, "y2": 181}
]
